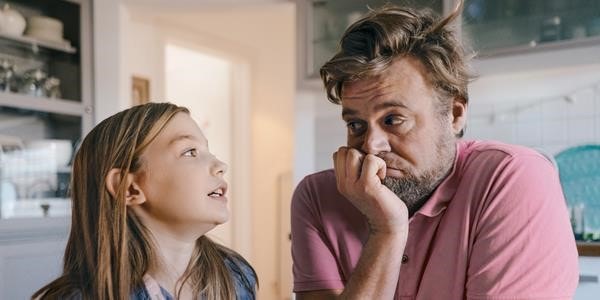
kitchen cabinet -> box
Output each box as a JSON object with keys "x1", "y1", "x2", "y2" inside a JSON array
[
  {"x1": 0, "y1": 0, "x2": 92, "y2": 296},
  {"x1": 463, "y1": 0, "x2": 600, "y2": 57}
]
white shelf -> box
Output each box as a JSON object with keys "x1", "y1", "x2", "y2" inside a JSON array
[
  {"x1": 0, "y1": 32, "x2": 76, "y2": 54},
  {"x1": 0, "y1": 92, "x2": 86, "y2": 117},
  {"x1": 1, "y1": 198, "x2": 70, "y2": 220}
]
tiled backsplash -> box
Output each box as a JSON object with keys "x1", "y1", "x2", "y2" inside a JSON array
[{"x1": 465, "y1": 85, "x2": 600, "y2": 156}]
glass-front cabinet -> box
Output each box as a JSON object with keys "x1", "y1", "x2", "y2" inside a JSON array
[
  {"x1": 0, "y1": 0, "x2": 93, "y2": 221},
  {"x1": 300, "y1": 0, "x2": 600, "y2": 80},
  {"x1": 463, "y1": 0, "x2": 600, "y2": 56}
]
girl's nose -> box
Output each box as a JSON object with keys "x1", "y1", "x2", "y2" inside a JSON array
[{"x1": 212, "y1": 158, "x2": 228, "y2": 176}]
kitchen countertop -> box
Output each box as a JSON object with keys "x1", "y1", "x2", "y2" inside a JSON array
[{"x1": 577, "y1": 242, "x2": 600, "y2": 256}]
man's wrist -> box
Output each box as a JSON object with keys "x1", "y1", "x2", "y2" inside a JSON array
[{"x1": 368, "y1": 225, "x2": 408, "y2": 244}]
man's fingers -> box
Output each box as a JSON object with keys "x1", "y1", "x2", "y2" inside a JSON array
[
  {"x1": 376, "y1": 162, "x2": 386, "y2": 180},
  {"x1": 346, "y1": 148, "x2": 363, "y2": 182},
  {"x1": 361, "y1": 154, "x2": 387, "y2": 181},
  {"x1": 333, "y1": 147, "x2": 348, "y2": 191}
]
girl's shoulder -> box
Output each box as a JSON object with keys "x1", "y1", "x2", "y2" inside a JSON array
[{"x1": 224, "y1": 255, "x2": 258, "y2": 299}]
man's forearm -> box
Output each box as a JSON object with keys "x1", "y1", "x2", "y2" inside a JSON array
[{"x1": 339, "y1": 232, "x2": 406, "y2": 299}]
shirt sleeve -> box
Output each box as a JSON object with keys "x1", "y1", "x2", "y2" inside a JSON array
[
  {"x1": 466, "y1": 152, "x2": 579, "y2": 300},
  {"x1": 291, "y1": 176, "x2": 345, "y2": 292}
]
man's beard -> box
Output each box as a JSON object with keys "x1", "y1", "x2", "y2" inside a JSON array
[{"x1": 382, "y1": 131, "x2": 456, "y2": 215}]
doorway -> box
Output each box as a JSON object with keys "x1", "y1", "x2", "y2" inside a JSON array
[{"x1": 164, "y1": 42, "x2": 251, "y2": 256}]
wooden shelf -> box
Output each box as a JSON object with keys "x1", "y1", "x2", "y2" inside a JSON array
[
  {"x1": 0, "y1": 32, "x2": 76, "y2": 54},
  {"x1": 0, "y1": 92, "x2": 86, "y2": 116},
  {"x1": 577, "y1": 242, "x2": 600, "y2": 257}
]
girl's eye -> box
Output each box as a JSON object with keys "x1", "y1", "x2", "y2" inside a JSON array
[
  {"x1": 183, "y1": 148, "x2": 198, "y2": 157},
  {"x1": 384, "y1": 115, "x2": 405, "y2": 126}
]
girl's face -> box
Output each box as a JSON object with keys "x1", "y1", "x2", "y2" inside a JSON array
[{"x1": 133, "y1": 112, "x2": 229, "y2": 236}]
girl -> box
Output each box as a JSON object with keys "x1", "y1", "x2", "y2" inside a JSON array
[{"x1": 32, "y1": 102, "x2": 257, "y2": 299}]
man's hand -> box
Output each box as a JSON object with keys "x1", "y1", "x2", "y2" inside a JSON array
[{"x1": 333, "y1": 147, "x2": 409, "y2": 235}]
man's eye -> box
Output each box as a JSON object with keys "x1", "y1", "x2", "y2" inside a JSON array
[
  {"x1": 384, "y1": 115, "x2": 405, "y2": 126},
  {"x1": 346, "y1": 121, "x2": 365, "y2": 133},
  {"x1": 183, "y1": 148, "x2": 198, "y2": 157}
]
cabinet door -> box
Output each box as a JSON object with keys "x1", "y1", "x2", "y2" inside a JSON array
[
  {"x1": 0, "y1": 240, "x2": 65, "y2": 298},
  {"x1": 576, "y1": 257, "x2": 600, "y2": 300},
  {"x1": 462, "y1": 0, "x2": 600, "y2": 56}
]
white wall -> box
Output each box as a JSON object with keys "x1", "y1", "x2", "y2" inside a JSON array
[
  {"x1": 293, "y1": 90, "x2": 317, "y2": 184},
  {"x1": 93, "y1": 0, "x2": 130, "y2": 123},
  {"x1": 299, "y1": 89, "x2": 346, "y2": 173},
  {"x1": 123, "y1": 14, "x2": 165, "y2": 102}
]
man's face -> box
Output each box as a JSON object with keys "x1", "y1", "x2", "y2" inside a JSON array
[{"x1": 340, "y1": 57, "x2": 464, "y2": 213}]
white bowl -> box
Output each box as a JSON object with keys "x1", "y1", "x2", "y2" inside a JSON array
[
  {"x1": 26, "y1": 16, "x2": 63, "y2": 43},
  {"x1": 28, "y1": 16, "x2": 62, "y2": 31},
  {"x1": 24, "y1": 139, "x2": 72, "y2": 167}
]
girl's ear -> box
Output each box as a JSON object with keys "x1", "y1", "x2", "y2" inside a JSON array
[{"x1": 105, "y1": 168, "x2": 147, "y2": 206}]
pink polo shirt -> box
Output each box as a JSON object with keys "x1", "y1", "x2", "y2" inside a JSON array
[{"x1": 291, "y1": 140, "x2": 579, "y2": 299}]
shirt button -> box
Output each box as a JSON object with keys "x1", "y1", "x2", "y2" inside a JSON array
[{"x1": 402, "y1": 254, "x2": 409, "y2": 264}]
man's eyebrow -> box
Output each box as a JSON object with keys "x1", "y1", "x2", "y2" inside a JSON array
[
  {"x1": 342, "y1": 108, "x2": 359, "y2": 118},
  {"x1": 373, "y1": 100, "x2": 409, "y2": 111},
  {"x1": 342, "y1": 100, "x2": 409, "y2": 118}
]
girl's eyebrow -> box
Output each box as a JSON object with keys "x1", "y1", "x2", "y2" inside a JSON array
[{"x1": 168, "y1": 134, "x2": 198, "y2": 147}]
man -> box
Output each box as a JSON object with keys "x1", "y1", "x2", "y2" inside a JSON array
[{"x1": 291, "y1": 3, "x2": 579, "y2": 300}]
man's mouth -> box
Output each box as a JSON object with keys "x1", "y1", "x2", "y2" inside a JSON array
[{"x1": 385, "y1": 166, "x2": 408, "y2": 178}]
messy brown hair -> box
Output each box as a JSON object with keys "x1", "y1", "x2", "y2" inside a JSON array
[
  {"x1": 320, "y1": 1, "x2": 473, "y2": 121},
  {"x1": 32, "y1": 102, "x2": 256, "y2": 299}
]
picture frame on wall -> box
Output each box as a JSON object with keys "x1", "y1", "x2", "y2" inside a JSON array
[{"x1": 132, "y1": 76, "x2": 150, "y2": 105}]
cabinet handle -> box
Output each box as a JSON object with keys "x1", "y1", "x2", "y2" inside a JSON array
[{"x1": 579, "y1": 274, "x2": 599, "y2": 283}]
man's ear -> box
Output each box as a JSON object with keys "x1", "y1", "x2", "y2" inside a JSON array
[
  {"x1": 450, "y1": 98, "x2": 467, "y2": 136},
  {"x1": 105, "y1": 168, "x2": 146, "y2": 206}
]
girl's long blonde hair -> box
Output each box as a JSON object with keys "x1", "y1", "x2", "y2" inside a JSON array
[{"x1": 32, "y1": 102, "x2": 256, "y2": 299}]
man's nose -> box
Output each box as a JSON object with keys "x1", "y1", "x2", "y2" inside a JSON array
[{"x1": 360, "y1": 126, "x2": 391, "y2": 155}]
